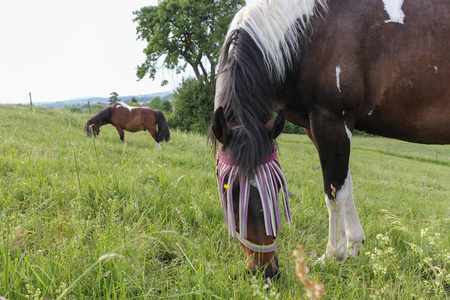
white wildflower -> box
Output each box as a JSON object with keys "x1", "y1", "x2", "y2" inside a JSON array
[{"x1": 421, "y1": 228, "x2": 429, "y2": 237}]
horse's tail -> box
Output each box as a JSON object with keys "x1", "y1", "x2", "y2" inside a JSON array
[{"x1": 155, "y1": 110, "x2": 170, "y2": 142}]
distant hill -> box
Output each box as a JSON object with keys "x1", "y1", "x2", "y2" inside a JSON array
[{"x1": 35, "y1": 92, "x2": 173, "y2": 108}]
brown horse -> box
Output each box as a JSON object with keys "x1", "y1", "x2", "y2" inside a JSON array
[
  {"x1": 84, "y1": 102, "x2": 170, "y2": 148},
  {"x1": 210, "y1": 0, "x2": 449, "y2": 279}
]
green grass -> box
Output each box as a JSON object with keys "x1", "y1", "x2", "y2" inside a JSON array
[{"x1": 1, "y1": 104, "x2": 449, "y2": 299}]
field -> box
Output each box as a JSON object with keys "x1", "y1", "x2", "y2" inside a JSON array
[{"x1": 1, "y1": 105, "x2": 449, "y2": 299}]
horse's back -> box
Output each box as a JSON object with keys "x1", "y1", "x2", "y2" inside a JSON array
[
  {"x1": 110, "y1": 104, "x2": 156, "y2": 132},
  {"x1": 297, "y1": 0, "x2": 450, "y2": 144}
]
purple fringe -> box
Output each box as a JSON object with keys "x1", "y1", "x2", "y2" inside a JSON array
[{"x1": 216, "y1": 147, "x2": 292, "y2": 238}]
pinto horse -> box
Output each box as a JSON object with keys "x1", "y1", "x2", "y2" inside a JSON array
[
  {"x1": 210, "y1": 0, "x2": 450, "y2": 279},
  {"x1": 84, "y1": 102, "x2": 170, "y2": 148}
]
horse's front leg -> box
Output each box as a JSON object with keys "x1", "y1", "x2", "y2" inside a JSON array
[
  {"x1": 147, "y1": 128, "x2": 161, "y2": 149},
  {"x1": 308, "y1": 116, "x2": 364, "y2": 262},
  {"x1": 114, "y1": 126, "x2": 125, "y2": 143},
  {"x1": 343, "y1": 172, "x2": 365, "y2": 258}
]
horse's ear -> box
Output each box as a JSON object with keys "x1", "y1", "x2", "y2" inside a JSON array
[
  {"x1": 265, "y1": 110, "x2": 285, "y2": 140},
  {"x1": 212, "y1": 107, "x2": 232, "y2": 145}
]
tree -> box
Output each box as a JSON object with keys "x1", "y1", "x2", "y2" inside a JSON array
[
  {"x1": 131, "y1": 97, "x2": 138, "y2": 103},
  {"x1": 161, "y1": 99, "x2": 173, "y2": 112},
  {"x1": 149, "y1": 96, "x2": 162, "y2": 110},
  {"x1": 283, "y1": 121, "x2": 306, "y2": 134},
  {"x1": 133, "y1": 0, "x2": 245, "y2": 87},
  {"x1": 109, "y1": 92, "x2": 120, "y2": 105},
  {"x1": 148, "y1": 96, "x2": 173, "y2": 113},
  {"x1": 170, "y1": 77, "x2": 214, "y2": 133}
]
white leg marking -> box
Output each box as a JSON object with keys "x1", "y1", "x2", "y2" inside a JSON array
[
  {"x1": 156, "y1": 142, "x2": 161, "y2": 150},
  {"x1": 318, "y1": 171, "x2": 365, "y2": 264},
  {"x1": 324, "y1": 184, "x2": 348, "y2": 261},
  {"x1": 336, "y1": 66, "x2": 341, "y2": 92},
  {"x1": 122, "y1": 141, "x2": 127, "y2": 155},
  {"x1": 382, "y1": 0, "x2": 405, "y2": 24},
  {"x1": 343, "y1": 172, "x2": 365, "y2": 258},
  {"x1": 344, "y1": 122, "x2": 352, "y2": 145}
]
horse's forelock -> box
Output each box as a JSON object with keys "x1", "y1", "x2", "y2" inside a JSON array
[{"x1": 213, "y1": 30, "x2": 273, "y2": 176}]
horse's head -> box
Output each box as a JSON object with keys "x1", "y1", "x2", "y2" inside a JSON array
[
  {"x1": 83, "y1": 121, "x2": 100, "y2": 137},
  {"x1": 211, "y1": 107, "x2": 290, "y2": 280},
  {"x1": 211, "y1": 107, "x2": 285, "y2": 163}
]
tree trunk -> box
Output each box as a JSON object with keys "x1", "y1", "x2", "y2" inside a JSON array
[
  {"x1": 190, "y1": 62, "x2": 202, "y2": 81},
  {"x1": 199, "y1": 62, "x2": 209, "y2": 82}
]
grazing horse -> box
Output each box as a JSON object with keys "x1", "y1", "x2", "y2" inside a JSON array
[
  {"x1": 84, "y1": 102, "x2": 170, "y2": 148},
  {"x1": 210, "y1": 0, "x2": 449, "y2": 279}
]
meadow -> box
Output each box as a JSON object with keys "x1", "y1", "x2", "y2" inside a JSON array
[{"x1": 1, "y1": 104, "x2": 449, "y2": 299}]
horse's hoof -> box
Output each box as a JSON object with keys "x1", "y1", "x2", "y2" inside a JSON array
[
  {"x1": 348, "y1": 242, "x2": 364, "y2": 258},
  {"x1": 314, "y1": 255, "x2": 327, "y2": 269}
]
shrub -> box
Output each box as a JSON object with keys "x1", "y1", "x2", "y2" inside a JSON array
[
  {"x1": 170, "y1": 78, "x2": 214, "y2": 134},
  {"x1": 283, "y1": 121, "x2": 305, "y2": 134}
]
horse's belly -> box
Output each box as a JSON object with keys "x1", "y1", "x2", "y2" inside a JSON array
[
  {"x1": 123, "y1": 125, "x2": 144, "y2": 132},
  {"x1": 355, "y1": 104, "x2": 450, "y2": 144}
]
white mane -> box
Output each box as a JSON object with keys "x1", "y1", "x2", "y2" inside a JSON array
[
  {"x1": 116, "y1": 101, "x2": 148, "y2": 111},
  {"x1": 227, "y1": 0, "x2": 327, "y2": 82}
]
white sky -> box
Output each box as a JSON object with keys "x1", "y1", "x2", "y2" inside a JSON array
[
  {"x1": 0, "y1": 0, "x2": 185, "y2": 104},
  {"x1": 0, "y1": 0, "x2": 254, "y2": 104}
]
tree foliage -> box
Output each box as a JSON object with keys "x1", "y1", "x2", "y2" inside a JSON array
[
  {"x1": 109, "y1": 92, "x2": 120, "y2": 105},
  {"x1": 148, "y1": 96, "x2": 173, "y2": 113},
  {"x1": 170, "y1": 77, "x2": 214, "y2": 133},
  {"x1": 133, "y1": 0, "x2": 245, "y2": 86},
  {"x1": 283, "y1": 121, "x2": 305, "y2": 134}
]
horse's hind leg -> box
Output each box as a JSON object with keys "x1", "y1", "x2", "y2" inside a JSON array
[{"x1": 146, "y1": 126, "x2": 161, "y2": 149}]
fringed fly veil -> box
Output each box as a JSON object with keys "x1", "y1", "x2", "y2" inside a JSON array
[{"x1": 216, "y1": 147, "x2": 292, "y2": 238}]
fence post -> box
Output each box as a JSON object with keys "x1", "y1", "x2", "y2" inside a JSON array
[
  {"x1": 29, "y1": 92, "x2": 33, "y2": 112},
  {"x1": 88, "y1": 101, "x2": 91, "y2": 115}
]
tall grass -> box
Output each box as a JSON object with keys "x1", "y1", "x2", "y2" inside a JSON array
[{"x1": 1, "y1": 105, "x2": 449, "y2": 299}]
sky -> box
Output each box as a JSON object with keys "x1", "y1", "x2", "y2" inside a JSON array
[{"x1": 0, "y1": 0, "x2": 188, "y2": 104}]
